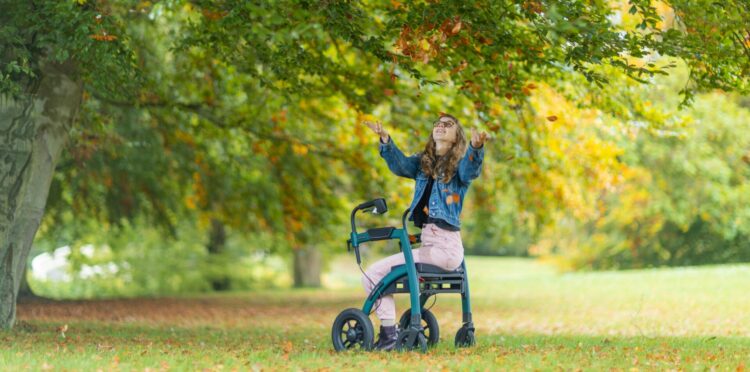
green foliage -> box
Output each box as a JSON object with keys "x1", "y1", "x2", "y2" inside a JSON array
[
  {"x1": 533, "y1": 68, "x2": 750, "y2": 270},
  {"x1": 0, "y1": 0, "x2": 137, "y2": 98},
  {"x1": 31, "y1": 220, "x2": 289, "y2": 299},
  {"x1": 182, "y1": 0, "x2": 749, "y2": 110},
  {"x1": 665, "y1": 0, "x2": 750, "y2": 105}
]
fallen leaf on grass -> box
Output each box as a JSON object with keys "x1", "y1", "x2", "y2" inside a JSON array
[{"x1": 58, "y1": 324, "x2": 68, "y2": 338}]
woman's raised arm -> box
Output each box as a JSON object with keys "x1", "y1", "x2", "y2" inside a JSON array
[{"x1": 364, "y1": 120, "x2": 420, "y2": 179}]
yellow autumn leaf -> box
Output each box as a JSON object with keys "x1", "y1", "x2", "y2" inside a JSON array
[
  {"x1": 185, "y1": 195, "x2": 196, "y2": 210},
  {"x1": 419, "y1": 39, "x2": 430, "y2": 51},
  {"x1": 292, "y1": 143, "x2": 309, "y2": 155},
  {"x1": 357, "y1": 113, "x2": 376, "y2": 123}
]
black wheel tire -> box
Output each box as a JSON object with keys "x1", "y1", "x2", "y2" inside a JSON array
[
  {"x1": 332, "y1": 308, "x2": 374, "y2": 351},
  {"x1": 396, "y1": 330, "x2": 428, "y2": 353},
  {"x1": 454, "y1": 326, "x2": 476, "y2": 348},
  {"x1": 398, "y1": 308, "x2": 440, "y2": 347}
]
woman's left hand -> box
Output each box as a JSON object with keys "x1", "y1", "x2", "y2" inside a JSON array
[{"x1": 470, "y1": 128, "x2": 488, "y2": 149}]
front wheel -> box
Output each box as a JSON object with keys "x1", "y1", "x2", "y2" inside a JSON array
[
  {"x1": 454, "y1": 324, "x2": 476, "y2": 348},
  {"x1": 395, "y1": 329, "x2": 428, "y2": 353},
  {"x1": 331, "y1": 308, "x2": 374, "y2": 351},
  {"x1": 398, "y1": 308, "x2": 440, "y2": 347}
]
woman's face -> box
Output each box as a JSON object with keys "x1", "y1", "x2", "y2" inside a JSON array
[{"x1": 432, "y1": 116, "x2": 458, "y2": 144}]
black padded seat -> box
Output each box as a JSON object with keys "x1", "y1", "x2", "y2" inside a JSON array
[{"x1": 391, "y1": 263, "x2": 463, "y2": 275}]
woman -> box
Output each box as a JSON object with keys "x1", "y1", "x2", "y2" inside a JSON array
[{"x1": 362, "y1": 114, "x2": 487, "y2": 350}]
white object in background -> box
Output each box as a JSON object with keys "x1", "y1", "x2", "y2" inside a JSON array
[{"x1": 30, "y1": 244, "x2": 120, "y2": 282}]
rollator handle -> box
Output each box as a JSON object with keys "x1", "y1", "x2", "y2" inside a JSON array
[{"x1": 347, "y1": 238, "x2": 362, "y2": 265}]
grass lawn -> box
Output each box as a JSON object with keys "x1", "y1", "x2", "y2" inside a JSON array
[{"x1": 3, "y1": 256, "x2": 750, "y2": 370}]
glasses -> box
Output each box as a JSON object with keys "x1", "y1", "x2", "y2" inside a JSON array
[{"x1": 433, "y1": 119, "x2": 456, "y2": 129}]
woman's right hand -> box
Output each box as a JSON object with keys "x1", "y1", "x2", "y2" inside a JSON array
[{"x1": 363, "y1": 120, "x2": 390, "y2": 143}]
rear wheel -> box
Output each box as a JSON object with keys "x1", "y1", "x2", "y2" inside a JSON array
[{"x1": 331, "y1": 308, "x2": 374, "y2": 351}]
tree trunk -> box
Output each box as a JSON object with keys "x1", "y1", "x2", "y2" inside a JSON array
[
  {"x1": 293, "y1": 246, "x2": 322, "y2": 288},
  {"x1": 206, "y1": 218, "x2": 230, "y2": 291},
  {"x1": 0, "y1": 60, "x2": 82, "y2": 329},
  {"x1": 17, "y1": 264, "x2": 35, "y2": 299}
]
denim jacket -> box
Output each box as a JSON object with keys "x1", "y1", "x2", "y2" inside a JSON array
[{"x1": 379, "y1": 138, "x2": 485, "y2": 228}]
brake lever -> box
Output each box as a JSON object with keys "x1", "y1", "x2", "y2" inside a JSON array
[{"x1": 347, "y1": 239, "x2": 362, "y2": 265}]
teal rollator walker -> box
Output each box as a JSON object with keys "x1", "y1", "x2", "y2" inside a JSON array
[{"x1": 331, "y1": 198, "x2": 476, "y2": 352}]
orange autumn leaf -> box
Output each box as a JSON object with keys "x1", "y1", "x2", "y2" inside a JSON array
[
  {"x1": 90, "y1": 34, "x2": 117, "y2": 41},
  {"x1": 201, "y1": 9, "x2": 228, "y2": 20},
  {"x1": 452, "y1": 193, "x2": 460, "y2": 203},
  {"x1": 450, "y1": 60, "x2": 468, "y2": 75},
  {"x1": 271, "y1": 110, "x2": 287, "y2": 123}
]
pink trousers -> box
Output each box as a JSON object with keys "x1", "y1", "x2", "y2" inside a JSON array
[{"x1": 361, "y1": 223, "x2": 464, "y2": 321}]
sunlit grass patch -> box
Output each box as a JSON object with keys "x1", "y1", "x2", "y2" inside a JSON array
[{"x1": 3, "y1": 257, "x2": 750, "y2": 369}]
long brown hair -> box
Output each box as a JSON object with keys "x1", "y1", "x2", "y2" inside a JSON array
[{"x1": 420, "y1": 113, "x2": 467, "y2": 183}]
